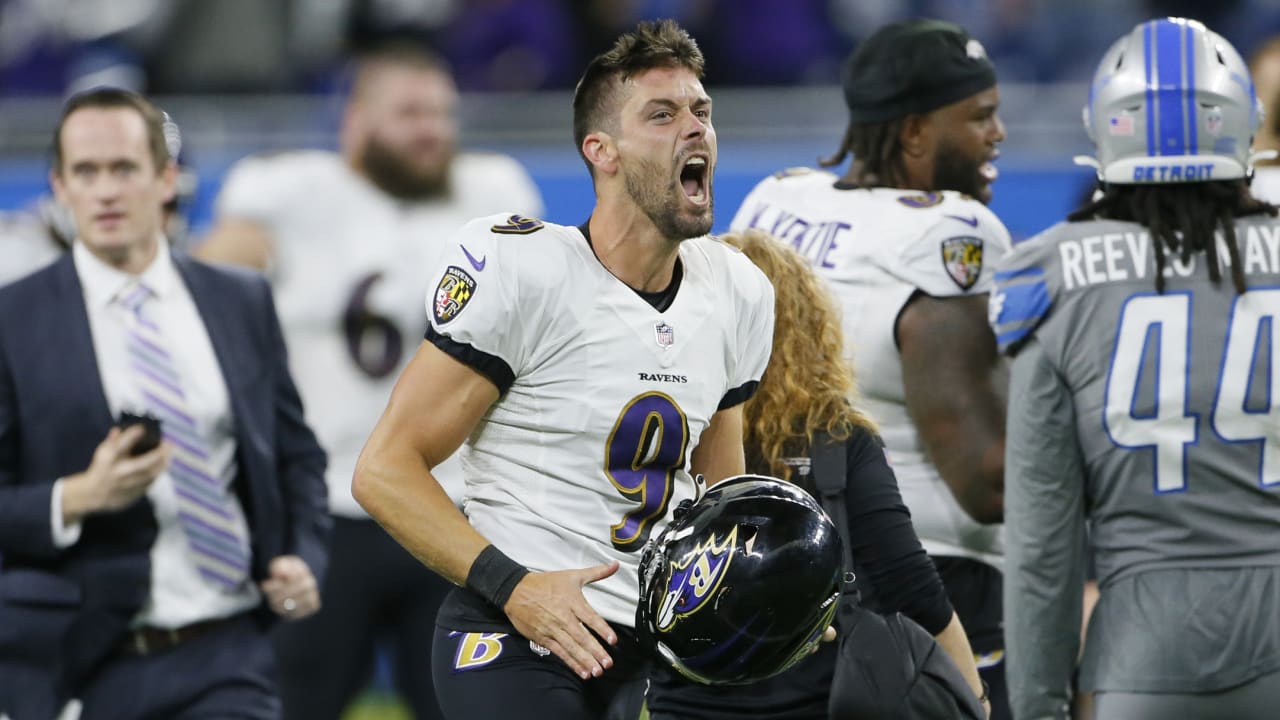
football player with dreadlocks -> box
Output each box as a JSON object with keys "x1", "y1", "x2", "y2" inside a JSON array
[
  {"x1": 992, "y1": 17, "x2": 1280, "y2": 720},
  {"x1": 729, "y1": 18, "x2": 1012, "y2": 718}
]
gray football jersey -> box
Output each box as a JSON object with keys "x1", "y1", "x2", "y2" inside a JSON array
[
  {"x1": 994, "y1": 215, "x2": 1280, "y2": 582},
  {"x1": 993, "y1": 215, "x2": 1280, "y2": 711}
]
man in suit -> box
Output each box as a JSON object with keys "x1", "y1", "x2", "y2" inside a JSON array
[{"x1": 0, "y1": 88, "x2": 331, "y2": 720}]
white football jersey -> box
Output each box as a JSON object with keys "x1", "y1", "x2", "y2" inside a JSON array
[
  {"x1": 0, "y1": 207, "x2": 66, "y2": 287},
  {"x1": 730, "y1": 168, "x2": 1011, "y2": 567},
  {"x1": 213, "y1": 151, "x2": 543, "y2": 516},
  {"x1": 1250, "y1": 165, "x2": 1280, "y2": 204},
  {"x1": 427, "y1": 214, "x2": 774, "y2": 627}
]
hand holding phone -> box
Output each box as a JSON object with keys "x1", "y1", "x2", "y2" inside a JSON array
[
  {"x1": 60, "y1": 414, "x2": 169, "y2": 519},
  {"x1": 115, "y1": 411, "x2": 163, "y2": 456}
]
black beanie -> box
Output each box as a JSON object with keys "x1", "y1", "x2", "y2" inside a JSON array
[{"x1": 842, "y1": 19, "x2": 996, "y2": 124}]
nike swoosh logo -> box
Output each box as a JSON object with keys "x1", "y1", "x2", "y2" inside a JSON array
[
  {"x1": 944, "y1": 214, "x2": 979, "y2": 228},
  {"x1": 461, "y1": 244, "x2": 486, "y2": 272}
]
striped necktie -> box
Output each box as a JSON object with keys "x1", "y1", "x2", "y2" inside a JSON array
[{"x1": 118, "y1": 279, "x2": 251, "y2": 591}]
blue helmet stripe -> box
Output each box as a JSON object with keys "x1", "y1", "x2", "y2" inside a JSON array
[
  {"x1": 1155, "y1": 19, "x2": 1186, "y2": 156},
  {"x1": 1184, "y1": 22, "x2": 1197, "y2": 154},
  {"x1": 1144, "y1": 22, "x2": 1156, "y2": 156}
]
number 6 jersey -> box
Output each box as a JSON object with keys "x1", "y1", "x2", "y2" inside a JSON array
[
  {"x1": 425, "y1": 214, "x2": 775, "y2": 628},
  {"x1": 214, "y1": 150, "x2": 543, "y2": 517}
]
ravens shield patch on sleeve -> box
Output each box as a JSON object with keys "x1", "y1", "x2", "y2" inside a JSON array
[
  {"x1": 433, "y1": 266, "x2": 476, "y2": 324},
  {"x1": 940, "y1": 236, "x2": 984, "y2": 290}
]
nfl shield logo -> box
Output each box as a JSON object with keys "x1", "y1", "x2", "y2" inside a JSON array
[
  {"x1": 1206, "y1": 108, "x2": 1224, "y2": 135},
  {"x1": 655, "y1": 322, "x2": 674, "y2": 347}
]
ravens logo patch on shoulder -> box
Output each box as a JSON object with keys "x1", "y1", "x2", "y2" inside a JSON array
[
  {"x1": 941, "y1": 236, "x2": 984, "y2": 290},
  {"x1": 490, "y1": 214, "x2": 544, "y2": 234},
  {"x1": 433, "y1": 266, "x2": 476, "y2": 324}
]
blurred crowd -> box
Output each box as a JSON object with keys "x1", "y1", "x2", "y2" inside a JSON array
[{"x1": 4, "y1": 0, "x2": 1280, "y2": 97}]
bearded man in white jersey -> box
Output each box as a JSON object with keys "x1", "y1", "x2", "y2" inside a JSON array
[
  {"x1": 197, "y1": 43, "x2": 543, "y2": 720},
  {"x1": 729, "y1": 18, "x2": 1012, "y2": 719},
  {"x1": 352, "y1": 20, "x2": 774, "y2": 720}
]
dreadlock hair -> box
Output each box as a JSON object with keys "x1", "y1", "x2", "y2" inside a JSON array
[
  {"x1": 1068, "y1": 180, "x2": 1277, "y2": 294},
  {"x1": 819, "y1": 117, "x2": 909, "y2": 187}
]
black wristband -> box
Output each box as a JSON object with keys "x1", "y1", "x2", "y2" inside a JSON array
[{"x1": 466, "y1": 544, "x2": 530, "y2": 611}]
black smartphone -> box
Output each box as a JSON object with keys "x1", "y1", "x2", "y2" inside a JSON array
[{"x1": 116, "y1": 411, "x2": 162, "y2": 456}]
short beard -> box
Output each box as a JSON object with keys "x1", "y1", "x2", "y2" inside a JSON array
[
  {"x1": 624, "y1": 156, "x2": 713, "y2": 240},
  {"x1": 932, "y1": 140, "x2": 987, "y2": 204},
  {"x1": 360, "y1": 137, "x2": 452, "y2": 202}
]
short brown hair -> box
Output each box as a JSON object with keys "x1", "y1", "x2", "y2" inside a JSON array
[
  {"x1": 52, "y1": 87, "x2": 171, "y2": 174},
  {"x1": 571, "y1": 19, "x2": 705, "y2": 173}
]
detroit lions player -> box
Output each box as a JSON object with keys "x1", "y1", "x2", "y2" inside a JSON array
[
  {"x1": 353, "y1": 20, "x2": 774, "y2": 720},
  {"x1": 729, "y1": 18, "x2": 1011, "y2": 717},
  {"x1": 198, "y1": 44, "x2": 542, "y2": 720},
  {"x1": 992, "y1": 18, "x2": 1280, "y2": 719}
]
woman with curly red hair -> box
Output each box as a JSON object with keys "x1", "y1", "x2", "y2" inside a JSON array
[{"x1": 645, "y1": 228, "x2": 988, "y2": 719}]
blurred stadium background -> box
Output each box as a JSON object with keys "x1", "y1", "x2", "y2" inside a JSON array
[
  {"x1": 5, "y1": 0, "x2": 1280, "y2": 247},
  {"x1": 2, "y1": 0, "x2": 1278, "y2": 717}
]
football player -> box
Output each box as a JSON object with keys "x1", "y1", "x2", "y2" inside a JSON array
[
  {"x1": 993, "y1": 18, "x2": 1280, "y2": 719},
  {"x1": 729, "y1": 18, "x2": 1012, "y2": 717},
  {"x1": 197, "y1": 43, "x2": 543, "y2": 720},
  {"x1": 352, "y1": 20, "x2": 774, "y2": 720}
]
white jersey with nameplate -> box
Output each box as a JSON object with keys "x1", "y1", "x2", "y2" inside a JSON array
[
  {"x1": 730, "y1": 168, "x2": 1012, "y2": 567},
  {"x1": 214, "y1": 150, "x2": 543, "y2": 516},
  {"x1": 425, "y1": 213, "x2": 775, "y2": 627}
]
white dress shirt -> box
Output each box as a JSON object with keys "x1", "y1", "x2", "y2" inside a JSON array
[{"x1": 53, "y1": 239, "x2": 259, "y2": 628}]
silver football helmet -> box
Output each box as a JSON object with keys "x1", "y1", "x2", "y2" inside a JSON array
[{"x1": 1079, "y1": 17, "x2": 1264, "y2": 185}]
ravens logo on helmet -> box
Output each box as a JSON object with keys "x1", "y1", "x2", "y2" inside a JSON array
[{"x1": 636, "y1": 474, "x2": 842, "y2": 685}]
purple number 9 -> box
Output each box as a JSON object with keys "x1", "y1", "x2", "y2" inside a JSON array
[{"x1": 606, "y1": 392, "x2": 690, "y2": 552}]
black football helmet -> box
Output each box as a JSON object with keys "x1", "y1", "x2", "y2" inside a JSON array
[{"x1": 636, "y1": 474, "x2": 843, "y2": 685}]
